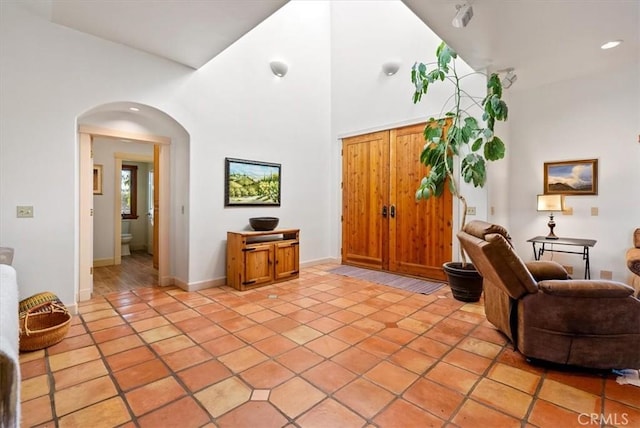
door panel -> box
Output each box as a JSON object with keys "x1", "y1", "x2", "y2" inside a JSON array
[
  {"x1": 389, "y1": 124, "x2": 452, "y2": 280},
  {"x1": 342, "y1": 131, "x2": 389, "y2": 270},
  {"x1": 275, "y1": 241, "x2": 299, "y2": 280},
  {"x1": 79, "y1": 133, "x2": 94, "y2": 300},
  {"x1": 244, "y1": 244, "x2": 274, "y2": 287},
  {"x1": 153, "y1": 145, "x2": 160, "y2": 269},
  {"x1": 341, "y1": 124, "x2": 452, "y2": 281}
]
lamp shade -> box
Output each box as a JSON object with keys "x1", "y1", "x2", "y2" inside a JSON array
[{"x1": 537, "y1": 194, "x2": 564, "y2": 212}]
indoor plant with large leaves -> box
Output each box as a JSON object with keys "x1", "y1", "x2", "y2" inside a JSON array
[{"x1": 411, "y1": 41, "x2": 509, "y2": 301}]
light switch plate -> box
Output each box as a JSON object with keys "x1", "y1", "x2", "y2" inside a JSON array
[
  {"x1": 17, "y1": 205, "x2": 34, "y2": 218},
  {"x1": 591, "y1": 207, "x2": 599, "y2": 216}
]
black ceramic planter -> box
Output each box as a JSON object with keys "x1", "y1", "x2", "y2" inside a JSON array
[{"x1": 443, "y1": 262, "x2": 483, "y2": 302}]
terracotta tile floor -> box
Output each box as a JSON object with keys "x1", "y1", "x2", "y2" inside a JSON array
[{"x1": 19, "y1": 264, "x2": 640, "y2": 427}]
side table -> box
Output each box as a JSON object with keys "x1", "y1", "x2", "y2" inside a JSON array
[{"x1": 527, "y1": 236, "x2": 597, "y2": 279}]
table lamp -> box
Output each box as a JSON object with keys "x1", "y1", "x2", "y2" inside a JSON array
[{"x1": 537, "y1": 194, "x2": 564, "y2": 239}]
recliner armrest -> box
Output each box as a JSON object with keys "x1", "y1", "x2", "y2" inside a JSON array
[
  {"x1": 627, "y1": 247, "x2": 640, "y2": 276},
  {"x1": 539, "y1": 280, "x2": 634, "y2": 298},
  {"x1": 525, "y1": 261, "x2": 569, "y2": 281}
]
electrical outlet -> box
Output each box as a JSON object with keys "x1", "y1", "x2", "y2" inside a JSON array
[
  {"x1": 466, "y1": 206, "x2": 476, "y2": 215},
  {"x1": 17, "y1": 205, "x2": 34, "y2": 218},
  {"x1": 600, "y1": 270, "x2": 612, "y2": 280}
]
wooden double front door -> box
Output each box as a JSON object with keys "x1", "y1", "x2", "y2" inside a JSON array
[{"x1": 341, "y1": 123, "x2": 452, "y2": 281}]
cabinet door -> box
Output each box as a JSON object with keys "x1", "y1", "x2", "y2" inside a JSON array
[
  {"x1": 389, "y1": 123, "x2": 452, "y2": 280},
  {"x1": 342, "y1": 131, "x2": 390, "y2": 270},
  {"x1": 243, "y1": 244, "x2": 274, "y2": 287},
  {"x1": 274, "y1": 240, "x2": 299, "y2": 280}
]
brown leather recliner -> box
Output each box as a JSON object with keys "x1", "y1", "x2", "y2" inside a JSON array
[
  {"x1": 626, "y1": 228, "x2": 640, "y2": 298},
  {"x1": 458, "y1": 220, "x2": 640, "y2": 369}
]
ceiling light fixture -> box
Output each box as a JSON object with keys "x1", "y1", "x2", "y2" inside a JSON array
[
  {"x1": 128, "y1": 107, "x2": 140, "y2": 112},
  {"x1": 381, "y1": 61, "x2": 400, "y2": 76},
  {"x1": 269, "y1": 61, "x2": 288, "y2": 77},
  {"x1": 500, "y1": 68, "x2": 517, "y2": 89},
  {"x1": 452, "y1": 3, "x2": 473, "y2": 28},
  {"x1": 600, "y1": 40, "x2": 622, "y2": 50}
]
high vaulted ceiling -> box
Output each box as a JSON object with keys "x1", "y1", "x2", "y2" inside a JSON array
[
  {"x1": 49, "y1": 0, "x2": 289, "y2": 69},
  {"x1": 402, "y1": 0, "x2": 639, "y2": 90},
  {"x1": 25, "y1": 0, "x2": 640, "y2": 90}
]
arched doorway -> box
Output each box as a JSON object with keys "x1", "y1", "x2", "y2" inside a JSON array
[{"x1": 77, "y1": 102, "x2": 189, "y2": 300}]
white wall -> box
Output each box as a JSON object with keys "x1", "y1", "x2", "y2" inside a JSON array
[
  {"x1": 181, "y1": 0, "x2": 332, "y2": 285},
  {"x1": 329, "y1": 0, "x2": 488, "y2": 260},
  {"x1": 0, "y1": 1, "x2": 332, "y2": 304},
  {"x1": 508, "y1": 63, "x2": 640, "y2": 281}
]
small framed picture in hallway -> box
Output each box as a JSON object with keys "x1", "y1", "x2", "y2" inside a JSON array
[{"x1": 93, "y1": 164, "x2": 103, "y2": 195}]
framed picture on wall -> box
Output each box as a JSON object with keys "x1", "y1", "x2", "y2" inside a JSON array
[
  {"x1": 224, "y1": 158, "x2": 281, "y2": 206},
  {"x1": 93, "y1": 164, "x2": 103, "y2": 195},
  {"x1": 543, "y1": 159, "x2": 598, "y2": 195}
]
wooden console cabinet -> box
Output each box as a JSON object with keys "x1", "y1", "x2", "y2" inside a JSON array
[{"x1": 226, "y1": 229, "x2": 300, "y2": 291}]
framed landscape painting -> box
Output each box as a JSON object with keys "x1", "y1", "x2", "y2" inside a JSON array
[
  {"x1": 544, "y1": 159, "x2": 598, "y2": 195},
  {"x1": 225, "y1": 158, "x2": 281, "y2": 206}
]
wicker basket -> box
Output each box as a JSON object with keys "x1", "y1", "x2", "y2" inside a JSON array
[
  {"x1": 19, "y1": 291, "x2": 64, "y2": 315},
  {"x1": 19, "y1": 301, "x2": 71, "y2": 352}
]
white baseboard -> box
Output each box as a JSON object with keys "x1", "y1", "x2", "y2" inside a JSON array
[
  {"x1": 65, "y1": 302, "x2": 78, "y2": 315},
  {"x1": 159, "y1": 275, "x2": 174, "y2": 287},
  {"x1": 301, "y1": 257, "x2": 340, "y2": 267},
  {"x1": 176, "y1": 276, "x2": 227, "y2": 292}
]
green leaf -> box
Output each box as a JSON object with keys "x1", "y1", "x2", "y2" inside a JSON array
[
  {"x1": 464, "y1": 117, "x2": 478, "y2": 129},
  {"x1": 484, "y1": 136, "x2": 506, "y2": 161},
  {"x1": 490, "y1": 95, "x2": 502, "y2": 113},
  {"x1": 487, "y1": 73, "x2": 502, "y2": 98},
  {"x1": 461, "y1": 154, "x2": 487, "y2": 187},
  {"x1": 484, "y1": 96, "x2": 495, "y2": 118},
  {"x1": 423, "y1": 124, "x2": 443, "y2": 141},
  {"x1": 494, "y1": 100, "x2": 509, "y2": 121},
  {"x1": 471, "y1": 138, "x2": 483, "y2": 152}
]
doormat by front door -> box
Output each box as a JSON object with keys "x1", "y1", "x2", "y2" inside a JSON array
[{"x1": 328, "y1": 265, "x2": 446, "y2": 295}]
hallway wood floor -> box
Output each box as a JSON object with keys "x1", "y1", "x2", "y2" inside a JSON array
[{"x1": 93, "y1": 252, "x2": 158, "y2": 296}]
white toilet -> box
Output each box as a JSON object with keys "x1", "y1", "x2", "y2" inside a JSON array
[{"x1": 121, "y1": 220, "x2": 133, "y2": 256}]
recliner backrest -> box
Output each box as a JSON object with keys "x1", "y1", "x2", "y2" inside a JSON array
[{"x1": 458, "y1": 221, "x2": 538, "y2": 299}]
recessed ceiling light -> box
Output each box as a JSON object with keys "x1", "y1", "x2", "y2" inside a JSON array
[
  {"x1": 128, "y1": 107, "x2": 140, "y2": 112},
  {"x1": 601, "y1": 40, "x2": 622, "y2": 50}
]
